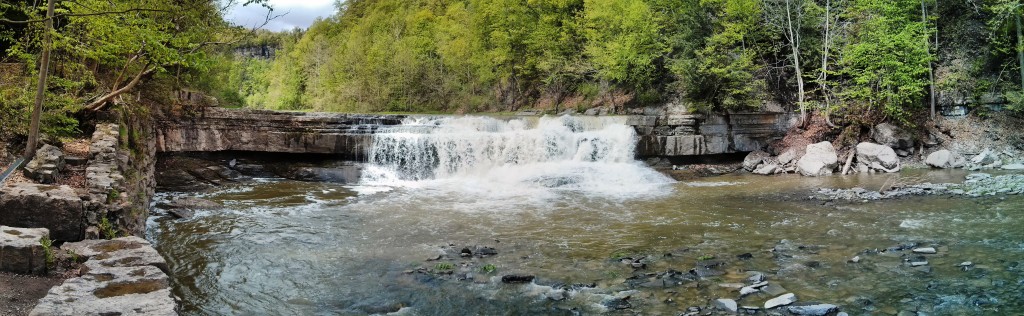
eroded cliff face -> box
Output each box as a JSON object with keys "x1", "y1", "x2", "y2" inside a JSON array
[
  {"x1": 155, "y1": 108, "x2": 405, "y2": 159},
  {"x1": 155, "y1": 107, "x2": 796, "y2": 159}
]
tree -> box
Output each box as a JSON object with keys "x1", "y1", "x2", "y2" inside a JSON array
[
  {"x1": 841, "y1": 0, "x2": 932, "y2": 123},
  {"x1": 763, "y1": 0, "x2": 809, "y2": 124}
]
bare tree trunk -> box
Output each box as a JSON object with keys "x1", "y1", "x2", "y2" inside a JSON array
[
  {"x1": 784, "y1": 0, "x2": 805, "y2": 125},
  {"x1": 922, "y1": 0, "x2": 936, "y2": 119},
  {"x1": 1017, "y1": 11, "x2": 1023, "y2": 92},
  {"x1": 84, "y1": 65, "x2": 155, "y2": 112},
  {"x1": 24, "y1": 0, "x2": 55, "y2": 159}
]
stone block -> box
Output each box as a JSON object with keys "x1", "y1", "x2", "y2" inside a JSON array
[
  {"x1": 662, "y1": 135, "x2": 706, "y2": 156},
  {"x1": 0, "y1": 184, "x2": 85, "y2": 241},
  {"x1": 0, "y1": 226, "x2": 50, "y2": 275}
]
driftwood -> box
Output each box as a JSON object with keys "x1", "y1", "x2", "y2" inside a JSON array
[{"x1": 841, "y1": 150, "x2": 856, "y2": 175}]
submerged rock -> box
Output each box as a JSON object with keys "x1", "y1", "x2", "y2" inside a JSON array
[
  {"x1": 788, "y1": 304, "x2": 839, "y2": 316},
  {"x1": 713, "y1": 298, "x2": 738, "y2": 313},
  {"x1": 501, "y1": 275, "x2": 536, "y2": 284},
  {"x1": 764, "y1": 293, "x2": 797, "y2": 309}
]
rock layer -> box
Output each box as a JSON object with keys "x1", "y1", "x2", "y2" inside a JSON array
[{"x1": 0, "y1": 184, "x2": 85, "y2": 241}]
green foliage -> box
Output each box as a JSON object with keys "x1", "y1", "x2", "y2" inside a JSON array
[
  {"x1": 39, "y1": 235, "x2": 54, "y2": 267},
  {"x1": 697, "y1": 254, "x2": 715, "y2": 261},
  {"x1": 107, "y1": 188, "x2": 120, "y2": 203},
  {"x1": 98, "y1": 217, "x2": 117, "y2": 240},
  {"x1": 840, "y1": 0, "x2": 933, "y2": 122}
]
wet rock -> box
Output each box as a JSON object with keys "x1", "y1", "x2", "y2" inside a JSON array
[
  {"x1": 746, "y1": 272, "x2": 766, "y2": 283},
  {"x1": 714, "y1": 298, "x2": 739, "y2": 313},
  {"x1": 743, "y1": 151, "x2": 771, "y2": 171},
  {"x1": 158, "y1": 197, "x2": 221, "y2": 211},
  {"x1": 797, "y1": 142, "x2": 839, "y2": 176},
  {"x1": 0, "y1": 184, "x2": 86, "y2": 241},
  {"x1": 460, "y1": 247, "x2": 473, "y2": 257},
  {"x1": 23, "y1": 144, "x2": 65, "y2": 184},
  {"x1": 849, "y1": 256, "x2": 861, "y2": 263},
  {"x1": 474, "y1": 246, "x2": 498, "y2": 257},
  {"x1": 788, "y1": 304, "x2": 839, "y2": 316},
  {"x1": 764, "y1": 293, "x2": 797, "y2": 309},
  {"x1": 856, "y1": 142, "x2": 901, "y2": 173},
  {"x1": 739, "y1": 286, "x2": 760, "y2": 296},
  {"x1": 0, "y1": 226, "x2": 50, "y2": 275},
  {"x1": 501, "y1": 275, "x2": 535, "y2": 284},
  {"x1": 1002, "y1": 163, "x2": 1024, "y2": 170},
  {"x1": 737, "y1": 253, "x2": 754, "y2": 260},
  {"x1": 872, "y1": 123, "x2": 914, "y2": 152},
  {"x1": 603, "y1": 297, "x2": 631, "y2": 310},
  {"x1": 912, "y1": 247, "x2": 937, "y2": 254}
]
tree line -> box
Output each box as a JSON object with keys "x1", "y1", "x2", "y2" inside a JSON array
[{"x1": 222, "y1": 0, "x2": 1023, "y2": 125}]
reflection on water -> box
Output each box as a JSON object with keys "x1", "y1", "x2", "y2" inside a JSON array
[{"x1": 150, "y1": 170, "x2": 1024, "y2": 315}]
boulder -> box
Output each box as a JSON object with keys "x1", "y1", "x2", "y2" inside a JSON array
[
  {"x1": 925, "y1": 150, "x2": 966, "y2": 169},
  {"x1": 971, "y1": 148, "x2": 996, "y2": 165},
  {"x1": 743, "y1": 150, "x2": 771, "y2": 171},
  {"x1": 23, "y1": 144, "x2": 65, "y2": 184},
  {"x1": 753, "y1": 163, "x2": 778, "y2": 175},
  {"x1": 0, "y1": 226, "x2": 50, "y2": 275},
  {"x1": 856, "y1": 142, "x2": 901, "y2": 173},
  {"x1": 0, "y1": 184, "x2": 85, "y2": 241},
  {"x1": 776, "y1": 148, "x2": 798, "y2": 166},
  {"x1": 60, "y1": 237, "x2": 168, "y2": 273},
  {"x1": 872, "y1": 123, "x2": 914, "y2": 151},
  {"x1": 797, "y1": 142, "x2": 839, "y2": 176}
]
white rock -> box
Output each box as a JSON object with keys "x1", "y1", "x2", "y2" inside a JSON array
[
  {"x1": 714, "y1": 298, "x2": 739, "y2": 313},
  {"x1": 739, "y1": 286, "x2": 760, "y2": 296},
  {"x1": 743, "y1": 150, "x2": 771, "y2": 171},
  {"x1": 788, "y1": 304, "x2": 839, "y2": 316},
  {"x1": 764, "y1": 293, "x2": 797, "y2": 309},
  {"x1": 1002, "y1": 163, "x2": 1024, "y2": 170},
  {"x1": 753, "y1": 163, "x2": 778, "y2": 175},
  {"x1": 912, "y1": 247, "x2": 937, "y2": 254},
  {"x1": 797, "y1": 142, "x2": 839, "y2": 176},
  {"x1": 926, "y1": 150, "x2": 967, "y2": 169},
  {"x1": 856, "y1": 142, "x2": 901, "y2": 173}
]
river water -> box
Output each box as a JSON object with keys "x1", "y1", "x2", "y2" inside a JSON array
[{"x1": 149, "y1": 116, "x2": 1024, "y2": 315}]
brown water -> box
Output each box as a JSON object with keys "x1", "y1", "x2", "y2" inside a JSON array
[{"x1": 148, "y1": 169, "x2": 1024, "y2": 315}]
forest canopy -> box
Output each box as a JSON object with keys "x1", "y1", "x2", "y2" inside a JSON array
[{"x1": 2, "y1": 0, "x2": 1023, "y2": 138}]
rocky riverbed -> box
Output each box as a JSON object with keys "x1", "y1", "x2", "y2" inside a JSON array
[{"x1": 814, "y1": 172, "x2": 1024, "y2": 201}]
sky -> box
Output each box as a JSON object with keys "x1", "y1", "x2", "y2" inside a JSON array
[{"x1": 225, "y1": 0, "x2": 338, "y2": 32}]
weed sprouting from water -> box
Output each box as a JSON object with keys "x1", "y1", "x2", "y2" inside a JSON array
[
  {"x1": 480, "y1": 264, "x2": 497, "y2": 274},
  {"x1": 434, "y1": 262, "x2": 454, "y2": 271}
]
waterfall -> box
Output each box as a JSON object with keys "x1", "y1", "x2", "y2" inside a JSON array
[{"x1": 360, "y1": 115, "x2": 673, "y2": 199}]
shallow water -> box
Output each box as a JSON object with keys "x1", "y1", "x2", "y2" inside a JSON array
[
  {"x1": 149, "y1": 170, "x2": 1024, "y2": 315},
  {"x1": 150, "y1": 116, "x2": 1023, "y2": 315}
]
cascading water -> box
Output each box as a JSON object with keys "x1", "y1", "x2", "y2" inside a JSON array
[{"x1": 360, "y1": 115, "x2": 674, "y2": 201}]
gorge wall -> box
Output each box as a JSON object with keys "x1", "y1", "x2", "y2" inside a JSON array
[{"x1": 155, "y1": 108, "x2": 795, "y2": 159}]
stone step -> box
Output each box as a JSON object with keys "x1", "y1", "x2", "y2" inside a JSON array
[{"x1": 0, "y1": 226, "x2": 50, "y2": 275}]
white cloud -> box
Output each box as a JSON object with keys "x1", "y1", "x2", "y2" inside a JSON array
[{"x1": 226, "y1": 0, "x2": 338, "y2": 32}]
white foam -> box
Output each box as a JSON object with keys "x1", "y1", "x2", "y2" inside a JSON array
[{"x1": 360, "y1": 115, "x2": 674, "y2": 203}]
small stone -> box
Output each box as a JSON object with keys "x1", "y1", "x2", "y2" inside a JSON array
[
  {"x1": 849, "y1": 256, "x2": 861, "y2": 263},
  {"x1": 910, "y1": 261, "x2": 928, "y2": 267},
  {"x1": 957, "y1": 261, "x2": 973, "y2": 267},
  {"x1": 764, "y1": 293, "x2": 797, "y2": 309},
  {"x1": 714, "y1": 298, "x2": 739, "y2": 313},
  {"x1": 760, "y1": 284, "x2": 787, "y2": 296},
  {"x1": 500, "y1": 275, "x2": 535, "y2": 284},
  {"x1": 912, "y1": 247, "x2": 937, "y2": 254},
  {"x1": 739, "y1": 286, "x2": 760, "y2": 296}
]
